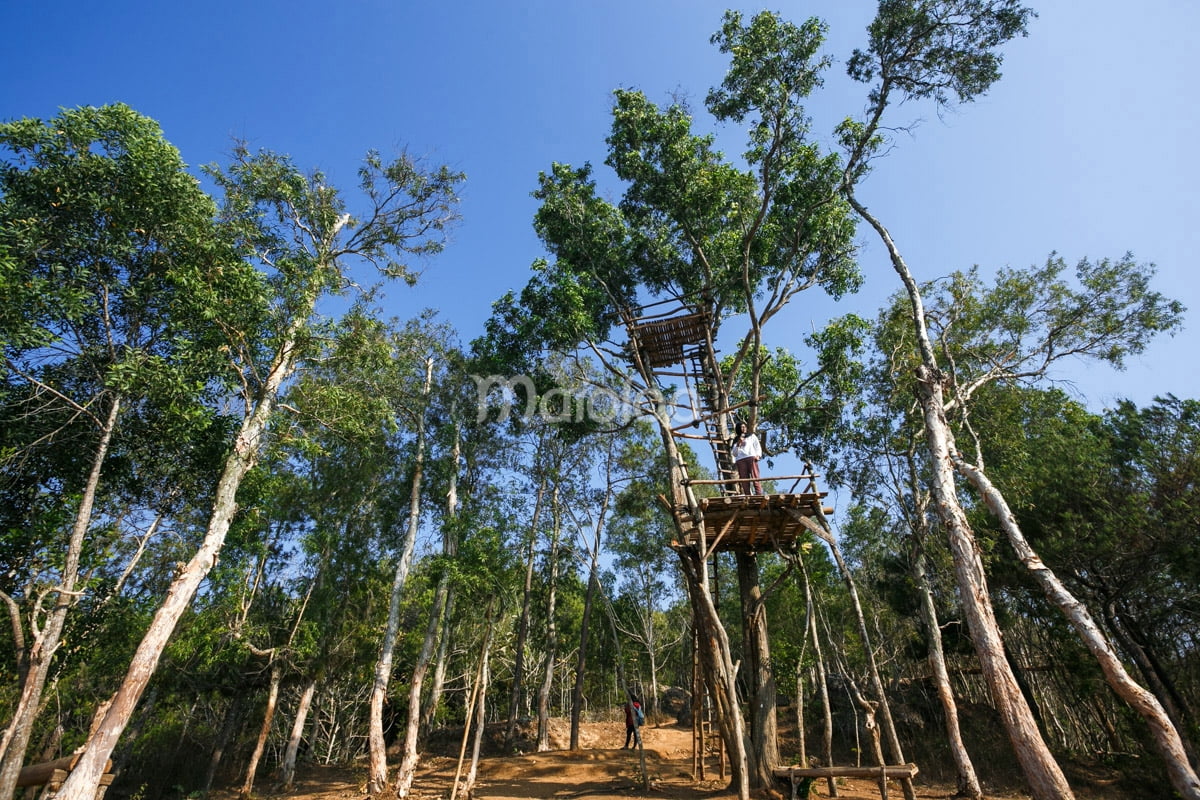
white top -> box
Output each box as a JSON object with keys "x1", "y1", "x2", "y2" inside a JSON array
[{"x1": 731, "y1": 432, "x2": 762, "y2": 462}]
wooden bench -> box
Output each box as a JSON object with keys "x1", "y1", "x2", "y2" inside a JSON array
[
  {"x1": 773, "y1": 763, "x2": 919, "y2": 800},
  {"x1": 18, "y1": 754, "x2": 114, "y2": 799}
]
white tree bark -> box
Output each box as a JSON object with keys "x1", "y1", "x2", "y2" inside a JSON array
[
  {"x1": 956, "y1": 457, "x2": 1200, "y2": 800},
  {"x1": 849, "y1": 192, "x2": 1076, "y2": 800},
  {"x1": 56, "y1": 315, "x2": 302, "y2": 800},
  {"x1": 393, "y1": 575, "x2": 450, "y2": 798},
  {"x1": 279, "y1": 678, "x2": 317, "y2": 789},
  {"x1": 240, "y1": 664, "x2": 281, "y2": 797},
  {"x1": 0, "y1": 398, "x2": 121, "y2": 800},
  {"x1": 367, "y1": 356, "x2": 433, "y2": 795},
  {"x1": 536, "y1": 491, "x2": 563, "y2": 753}
]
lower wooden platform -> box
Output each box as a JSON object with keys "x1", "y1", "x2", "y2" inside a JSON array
[{"x1": 673, "y1": 493, "x2": 831, "y2": 552}]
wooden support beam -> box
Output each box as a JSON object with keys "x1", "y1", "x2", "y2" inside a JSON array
[
  {"x1": 669, "y1": 398, "x2": 759, "y2": 434},
  {"x1": 774, "y1": 764, "x2": 918, "y2": 779},
  {"x1": 683, "y1": 474, "x2": 819, "y2": 486},
  {"x1": 18, "y1": 755, "x2": 114, "y2": 788}
]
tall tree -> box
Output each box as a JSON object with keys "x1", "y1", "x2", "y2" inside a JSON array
[
  {"x1": 484, "y1": 11, "x2": 859, "y2": 793},
  {"x1": 829, "y1": 2, "x2": 1099, "y2": 797},
  {"x1": 54, "y1": 143, "x2": 462, "y2": 800},
  {"x1": 0, "y1": 104, "x2": 260, "y2": 800}
]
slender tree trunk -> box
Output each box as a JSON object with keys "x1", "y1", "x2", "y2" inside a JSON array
[
  {"x1": 367, "y1": 356, "x2": 433, "y2": 795},
  {"x1": 505, "y1": 481, "x2": 545, "y2": 747},
  {"x1": 397, "y1": 416, "x2": 462, "y2": 797},
  {"x1": 795, "y1": 665, "x2": 807, "y2": 768},
  {"x1": 240, "y1": 663, "x2": 282, "y2": 798},
  {"x1": 204, "y1": 700, "x2": 244, "y2": 794},
  {"x1": 393, "y1": 574, "x2": 450, "y2": 798},
  {"x1": 279, "y1": 678, "x2": 317, "y2": 789},
  {"x1": 846, "y1": 679, "x2": 888, "y2": 798},
  {"x1": 570, "y1": 470, "x2": 612, "y2": 751},
  {"x1": 536, "y1": 493, "x2": 562, "y2": 752},
  {"x1": 905, "y1": 455, "x2": 983, "y2": 800},
  {"x1": 794, "y1": 512, "x2": 915, "y2": 800},
  {"x1": 58, "y1": 313, "x2": 305, "y2": 800},
  {"x1": 569, "y1": 567, "x2": 599, "y2": 751},
  {"x1": 851, "y1": 192, "x2": 1075, "y2": 800},
  {"x1": 675, "y1": 544, "x2": 750, "y2": 800},
  {"x1": 1105, "y1": 602, "x2": 1197, "y2": 760},
  {"x1": 0, "y1": 397, "x2": 121, "y2": 800},
  {"x1": 956, "y1": 457, "x2": 1200, "y2": 800},
  {"x1": 422, "y1": 415, "x2": 463, "y2": 741},
  {"x1": 456, "y1": 603, "x2": 498, "y2": 800},
  {"x1": 420, "y1": 589, "x2": 455, "y2": 740},
  {"x1": 796, "y1": 551, "x2": 836, "y2": 796},
  {"x1": 655, "y1": 418, "x2": 749, "y2": 800},
  {"x1": 913, "y1": 545, "x2": 982, "y2": 799}
]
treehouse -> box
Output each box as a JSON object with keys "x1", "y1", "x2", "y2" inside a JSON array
[{"x1": 630, "y1": 302, "x2": 831, "y2": 554}]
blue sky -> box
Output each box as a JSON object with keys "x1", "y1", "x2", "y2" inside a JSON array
[{"x1": 3, "y1": 0, "x2": 1197, "y2": 412}]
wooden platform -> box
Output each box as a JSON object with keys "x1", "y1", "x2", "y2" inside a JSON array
[
  {"x1": 677, "y1": 493, "x2": 829, "y2": 552},
  {"x1": 633, "y1": 312, "x2": 709, "y2": 368}
]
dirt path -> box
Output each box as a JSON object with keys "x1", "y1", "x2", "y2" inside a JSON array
[
  {"x1": 242, "y1": 720, "x2": 1133, "y2": 800},
  {"x1": 265, "y1": 721, "x2": 1033, "y2": 800}
]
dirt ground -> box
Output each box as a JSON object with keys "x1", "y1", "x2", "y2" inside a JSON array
[{"x1": 231, "y1": 719, "x2": 1123, "y2": 800}]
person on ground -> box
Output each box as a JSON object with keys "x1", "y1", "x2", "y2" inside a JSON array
[
  {"x1": 730, "y1": 420, "x2": 763, "y2": 495},
  {"x1": 622, "y1": 695, "x2": 644, "y2": 749}
]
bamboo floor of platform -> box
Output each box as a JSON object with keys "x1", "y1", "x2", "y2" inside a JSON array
[{"x1": 674, "y1": 492, "x2": 831, "y2": 552}]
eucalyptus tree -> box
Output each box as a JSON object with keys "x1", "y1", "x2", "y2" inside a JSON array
[
  {"x1": 966, "y1": 388, "x2": 1200, "y2": 779},
  {"x1": 827, "y1": 251, "x2": 1191, "y2": 798},
  {"x1": 814, "y1": 305, "x2": 985, "y2": 798},
  {"x1": 0, "y1": 104, "x2": 263, "y2": 800},
  {"x1": 259, "y1": 306, "x2": 423, "y2": 790},
  {"x1": 826, "y1": 3, "x2": 1101, "y2": 797},
  {"x1": 365, "y1": 313, "x2": 464, "y2": 796},
  {"x1": 394, "y1": 342, "x2": 512, "y2": 799},
  {"x1": 606, "y1": 422, "x2": 683, "y2": 717},
  {"x1": 54, "y1": 143, "x2": 462, "y2": 800}
]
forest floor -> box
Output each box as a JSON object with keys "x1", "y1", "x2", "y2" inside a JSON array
[{"x1": 223, "y1": 718, "x2": 1135, "y2": 800}]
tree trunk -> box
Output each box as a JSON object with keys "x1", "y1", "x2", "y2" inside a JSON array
[
  {"x1": 956, "y1": 456, "x2": 1200, "y2": 800},
  {"x1": 58, "y1": 313, "x2": 303, "y2": 800},
  {"x1": 505, "y1": 482, "x2": 545, "y2": 748},
  {"x1": 1105, "y1": 602, "x2": 1197, "y2": 762},
  {"x1": 204, "y1": 700, "x2": 244, "y2": 794},
  {"x1": 536, "y1": 489, "x2": 563, "y2": 752},
  {"x1": 420, "y1": 589, "x2": 455, "y2": 740},
  {"x1": 569, "y1": 567, "x2": 599, "y2": 751},
  {"x1": 905, "y1": 454, "x2": 983, "y2": 800},
  {"x1": 793, "y1": 512, "x2": 915, "y2": 800},
  {"x1": 570, "y1": 471, "x2": 612, "y2": 751},
  {"x1": 455, "y1": 603, "x2": 497, "y2": 800},
  {"x1": 279, "y1": 678, "x2": 317, "y2": 789},
  {"x1": 421, "y1": 415, "x2": 463, "y2": 742},
  {"x1": 240, "y1": 663, "x2": 282, "y2": 798},
  {"x1": 367, "y1": 356, "x2": 433, "y2": 795},
  {"x1": 913, "y1": 545, "x2": 982, "y2": 799},
  {"x1": 675, "y1": 544, "x2": 750, "y2": 800},
  {"x1": 393, "y1": 573, "x2": 450, "y2": 798},
  {"x1": 0, "y1": 397, "x2": 121, "y2": 800},
  {"x1": 736, "y1": 552, "x2": 779, "y2": 789},
  {"x1": 656, "y1": 418, "x2": 749, "y2": 800},
  {"x1": 851, "y1": 192, "x2": 1076, "y2": 800},
  {"x1": 796, "y1": 552, "x2": 836, "y2": 796}
]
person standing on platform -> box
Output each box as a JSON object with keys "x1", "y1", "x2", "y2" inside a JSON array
[{"x1": 730, "y1": 421, "x2": 763, "y2": 495}]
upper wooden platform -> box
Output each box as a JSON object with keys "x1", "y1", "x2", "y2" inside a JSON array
[
  {"x1": 633, "y1": 311, "x2": 709, "y2": 368},
  {"x1": 674, "y1": 493, "x2": 830, "y2": 552}
]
